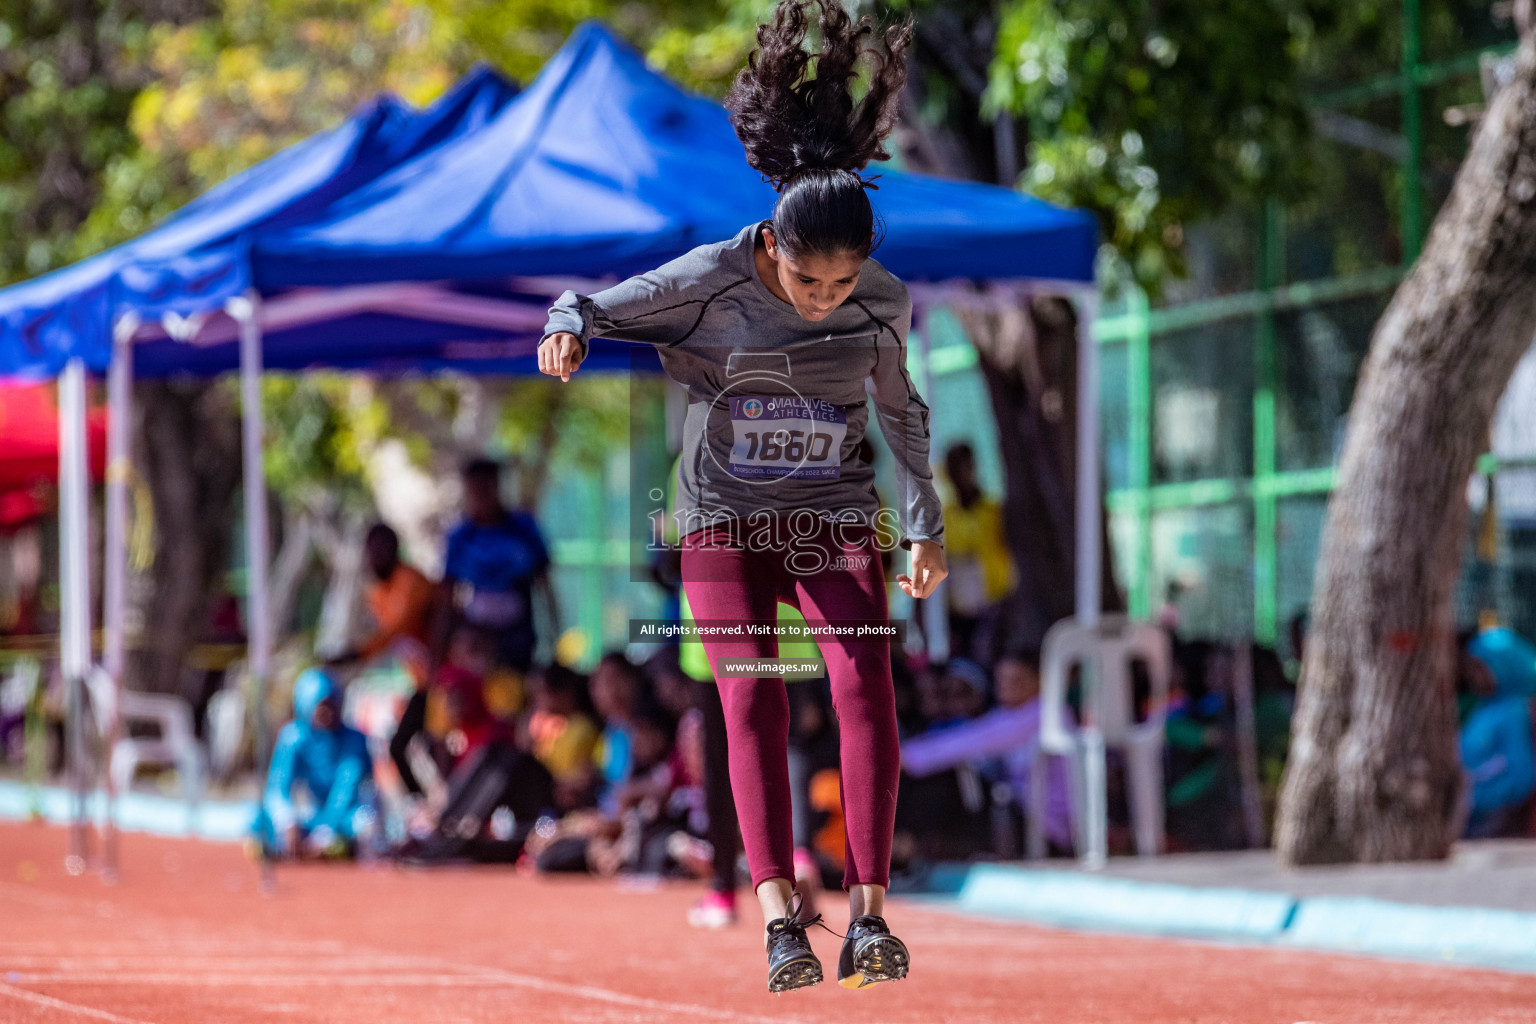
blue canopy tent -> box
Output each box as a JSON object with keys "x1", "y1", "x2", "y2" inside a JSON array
[
  {"x1": 0, "y1": 22, "x2": 1099, "y2": 866},
  {"x1": 4, "y1": 63, "x2": 524, "y2": 867},
  {"x1": 1, "y1": 23, "x2": 1094, "y2": 381}
]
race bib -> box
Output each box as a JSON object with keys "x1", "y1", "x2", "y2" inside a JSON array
[{"x1": 727, "y1": 395, "x2": 847, "y2": 480}]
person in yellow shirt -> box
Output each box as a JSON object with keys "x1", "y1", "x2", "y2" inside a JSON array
[
  {"x1": 525, "y1": 663, "x2": 600, "y2": 803},
  {"x1": 942, "y1": 444, "x2": 1016, "y2": 665}
]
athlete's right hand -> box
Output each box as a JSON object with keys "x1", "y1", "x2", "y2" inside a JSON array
[{"x1": 539, "y1": 332, "x2": 583, "y2": 382}]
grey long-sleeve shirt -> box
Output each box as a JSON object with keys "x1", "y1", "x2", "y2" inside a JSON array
[{"x1": 543, "y1": 221, "x2": 944, "y2": 548}]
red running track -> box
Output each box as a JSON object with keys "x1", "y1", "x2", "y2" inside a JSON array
[{"x1": 1, "y1": 822, "x2": 1534, "y2": 1023}]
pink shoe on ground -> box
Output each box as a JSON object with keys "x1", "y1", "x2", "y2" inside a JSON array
[{"x1": 687, "y1": 889, "x2": 738, "y2": 929}]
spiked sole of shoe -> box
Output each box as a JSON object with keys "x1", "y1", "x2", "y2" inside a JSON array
[
  {"x1": 838, "y1": 934, "x2": 910, "y2": 989},
  {"x1": 768, "y1": 955, "x2": 823, "y2": 994}
]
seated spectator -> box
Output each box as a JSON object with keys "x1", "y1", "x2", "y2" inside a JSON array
[
  {"x1": 525, "y1": 663, "x2": 600, "y2": 807},
  {"x1": 586, "y1": 652, "x2": 644, "y2": 814},
  {"x1": 893, "y1": 659, "x2": 996, "y2": 861},
  {"x1": 597, "y1": 701, "x2": 686, "y2": 875},
  {"x1": 394, "y1": 625, "x2": 502, "y2": 835},
  {"x1": 1162, "y1": 640, "x2": 1237, "y2": 850},
  {"x1": 399, "y1": 704, "x2": 555, "y2": 865},
  {"x1": 654, "y1": 706, "x2": 712, "y2": 877},
  {"x1": 928, "y1": 658, "x2": 991, "y2": 730},
  {"x1": 397, "y1": 633, "x2": 559, "y2": 864},
  {"x1": 524, "y1": 701, "x2": 682, "y2": 877},
  {"x1": 434, "y1": 642, "x2": 506, "y2": 771},
  {"x1": 252, "y1": 669, "x2": 374, "y2": 860},
  {"x1": 1460, "y1": 627, "x2": 1536, "y2": 838},
  {"x1": 901, "y1": 652, "x2": 1074, "y2": 853},
  {"x1": 643, "y1": 650, "x2": 696, "y2": 719}
]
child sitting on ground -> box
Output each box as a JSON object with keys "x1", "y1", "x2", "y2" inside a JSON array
[
  {"x1": 523, "y1": 663, "x2": 600, "y2": 809},
  {"x1": 522, "y1": 701, "x2": 682, "y2": 877},
  {"x1": 253, "y1": 669, "x2": 375, "y2": 860}
]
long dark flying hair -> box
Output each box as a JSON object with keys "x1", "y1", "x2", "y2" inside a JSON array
[{"x1": 724, "y1": 0, "x2": 913, "y2": 261}]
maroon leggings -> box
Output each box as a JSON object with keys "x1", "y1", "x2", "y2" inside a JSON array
[{"x1": 680, "y1": 517, "x2": 899, "y2": 891}]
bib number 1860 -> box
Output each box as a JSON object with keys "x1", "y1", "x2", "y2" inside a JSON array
[{"x1": 727, "y1": 395, "x2": 847, "y2": 480}]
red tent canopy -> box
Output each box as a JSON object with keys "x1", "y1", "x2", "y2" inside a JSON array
[{"x1": 0, "y1": 382, "x2": 107, "y2": 530}]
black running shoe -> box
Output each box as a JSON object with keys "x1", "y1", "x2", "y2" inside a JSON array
[
  {"x1": 836, "y1": 914, "x2": 910, "y2": 989},
  {"x1": 765, "y1": 892, "x2": 824, "y2": 994}
]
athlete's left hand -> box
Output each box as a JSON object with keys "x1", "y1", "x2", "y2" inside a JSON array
[{"x1": 899, "y1": 539, "x2": 947, "y2": 600}]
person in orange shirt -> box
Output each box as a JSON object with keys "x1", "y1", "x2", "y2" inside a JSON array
[
  {"x1": 329, "y1": 523, "x2": 437, "y2": 796},
  {"x1": 356, "y1": 523, "x2": 436, "y2": 662}
]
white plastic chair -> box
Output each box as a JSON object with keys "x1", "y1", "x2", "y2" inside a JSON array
[
  {"x1": 109, "y1": 690, "x2": 204, "y2": 817},
  {"x1": 0, "y1": 658, "x2": 41, "y2": 758},
  {"x1": 205, "y1": 686, "x2": 247, "y2": 782},
  {"x1": 1030, "y1": 615, "x2": 1171, "y2": 867}
]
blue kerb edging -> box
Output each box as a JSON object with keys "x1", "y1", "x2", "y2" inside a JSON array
[
  {"x1": 0, "y1": 779, "x2": 251, "y2": 842},
  {"x1": 929, "y1": 862, "x2": 1536, "y2": 974},
  {"x1": 956, "y1": 864, "x2": 1296, "y2": 940},
  {"x1": 1282, "y1": 896, "x2": 1536, "y2": 974}
]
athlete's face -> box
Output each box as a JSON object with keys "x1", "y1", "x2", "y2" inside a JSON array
[{"x1": 763, "y1": 228, "x2": 864, "y2": 322}]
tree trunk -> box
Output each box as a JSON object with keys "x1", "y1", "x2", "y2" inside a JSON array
[
  {"x1": 131, "y1": 380, "x2": 242, "y2": 698},
  {"x1": 313, "y1": 513, "x2": 368, "y2": 657},
  {"x1": 958, "y1": 291, "x2": 1124, "y2": 650},
  {"x1": 893, "y1": 9, "x2": 1104, "y2": 646},
  {"x1": 268, "y1": 503, "x2": 314, "y2": 644},
  {"x1": 1276, "y1": 27, "x2": 1536, "y2": 865}
]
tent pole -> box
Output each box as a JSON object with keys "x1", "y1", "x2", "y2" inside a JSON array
[
  {"x1": 911, "y1": 298, "x2": 947, "y2": 663},
  {"x1": 1074, "y1": 285, "x2": 1101, "y2": 626},
  {"x1": 101, "y1": 316, "x2": 136, "y2": 882},
  {"x1": 59, "y1": 357, "x2": 93, "y2": 874},
  {"x1": 231, "y1": 292, "x2": 272, "y2": 845},
  {"x1": 1071, "y1": 284, "x2": 1106, "y2": 869}
]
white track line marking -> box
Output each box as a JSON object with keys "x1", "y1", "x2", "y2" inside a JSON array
[
  {"x1": 0, "y1": 875, "x2": 803, "y2": 1022},
  {"x1": 0, "y1": 881, "x2": 95, "y2": 912},
  {"x1": 0, "y1": 981, "x2": 156, "y2": 1024},
  {"x1": 4, "y1": 969, "x2": 802, "y2": 1024},
  {"x1": 4, "y1": 974, "x2": 562, "y2": 986},
  {"x1": 363, "y1": 949, "x2": 808, "y2": 1024},
  {"x1": 0, "y1": 956, "x2": 437, "y2": 970}
]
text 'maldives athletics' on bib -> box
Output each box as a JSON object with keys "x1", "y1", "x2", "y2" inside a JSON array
[{"x1": 727, "y1": 395, "x2": 848, "y2": 480}]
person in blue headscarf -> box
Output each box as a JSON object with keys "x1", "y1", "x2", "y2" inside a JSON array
[
  {"x1": 1460, "y1": 627, "x2": 1536, "y2": 838},
  {"x1": 252, "y1": 669, "x2": 375, "y2": 859}
]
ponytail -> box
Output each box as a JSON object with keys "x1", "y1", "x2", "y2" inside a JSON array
[{"x1": 724, "y1": 0, "x2": 913, "y2": 261}]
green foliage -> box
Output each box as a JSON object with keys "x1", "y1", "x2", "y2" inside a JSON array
[
  {"x1": 62, "y1": 0, "x2": 761, "y2": 508},
  {"x1": 7, "y1": 0, "x2": 1517, "y2": 506},
  {"x1": 0, "y1": 0, "x2": 185, "y2": 286},
  {"x1": 988, "y1": 0, "x2": 1315, "y2": 293},
  {"x1": 984, "y1": 0, "x2": 1513, "y2": 295},
  {"x1": 258, "y1": 373, "x2": 384, "y2": 510},
  {"x1": 500, "y1": 375, "x2": 642, "y2": 477}
]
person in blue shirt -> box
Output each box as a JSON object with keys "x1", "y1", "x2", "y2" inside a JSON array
[
  {"x1": 1460, "y1": 627, "x2": 1536, "y2": 837},
  {"x1": 387, "y1": 458, "x2": 557, "y2": 806},
  {"x1": 253, "y1": 669, "x2": 375, "y2": 859},
  {"x1": 433, "y1": 458, "x2": 555, "y2": 676}
]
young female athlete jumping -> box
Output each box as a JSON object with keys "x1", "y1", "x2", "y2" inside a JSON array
[{"x1": 538, "y1": 0, "x2": 945, "y2": 993}]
